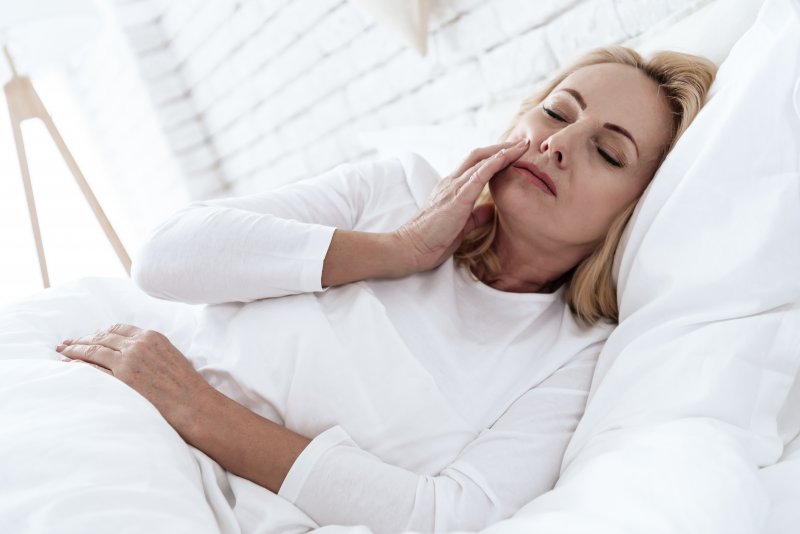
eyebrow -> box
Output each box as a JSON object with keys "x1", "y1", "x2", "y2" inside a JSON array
[{"x1": 556, "y1": 88, "x2": 640, "y2": 157}]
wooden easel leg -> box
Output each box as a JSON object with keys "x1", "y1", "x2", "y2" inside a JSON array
[
  {"x1": 4, "y1": 70, "x2": 132, "y2": 288},
  {"x1": 9, "y1": 116, "x2": 51, "y2": 288}
]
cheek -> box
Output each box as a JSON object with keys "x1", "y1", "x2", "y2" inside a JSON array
[
  {"x1": 508, "y1": 110, "x2": 550, "y2": 142},
  {"x1": 569, "y1": 173, "x2": 646, "y2": 235}
]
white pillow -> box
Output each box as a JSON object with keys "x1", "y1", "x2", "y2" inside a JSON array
[
  {"x1": 567, "y1": 0, "x2": 800, "y2": 500},
  {"x1": 624, "y1": 0, "x2": 764, "y2": 65},
  {"x1": 480, "y1": 2, "x2": 800, "y2": 532}
]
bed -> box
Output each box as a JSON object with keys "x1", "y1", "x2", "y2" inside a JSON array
[{"x1": 1, "y1": 0, "x2": 799, "y2": 532}]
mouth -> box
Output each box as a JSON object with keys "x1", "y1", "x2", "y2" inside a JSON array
[{"x1": 511, "y1": 161, "x2": 558, "y2": 197}]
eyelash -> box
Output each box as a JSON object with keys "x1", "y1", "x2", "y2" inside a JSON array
[{"x1": 543, "y1": 106, "x2": 624, "y2": 168}]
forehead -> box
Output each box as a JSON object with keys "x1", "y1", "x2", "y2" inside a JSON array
[{"x1": 550, "y1": 63, "x2": 672, "y2": 157}]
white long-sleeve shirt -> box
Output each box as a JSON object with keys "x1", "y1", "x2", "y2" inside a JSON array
[{"x1": 132, "y1": 152, "x2": 614, "y2": 533}]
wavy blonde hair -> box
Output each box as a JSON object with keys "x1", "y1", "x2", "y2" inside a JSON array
[{"x1": 454, "y1": 46, "x2": 716, "y2": 325}]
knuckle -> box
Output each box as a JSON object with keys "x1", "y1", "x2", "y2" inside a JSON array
[
  {"x1": 90, "y1": 332, "x2": 104, "y2": 344},
  {"x1": 146, "y1": 329, "x2": 166, "y2": 343},
  {"x1": 86, "y1": 345, "x2": 99, "y2": 356},
  {"x1": 109, "y1": 323, "x2": 124, "y2": 334}
]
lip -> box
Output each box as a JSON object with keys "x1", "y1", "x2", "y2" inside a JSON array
[{"x1": 511, "y1": 161, "x2": 558, "y2": 197}]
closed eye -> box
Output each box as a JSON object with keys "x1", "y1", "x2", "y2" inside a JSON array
[
  {"x1": 543, "y1": 106, "x2": 565, "y2": 122},
  {"x1": 598, "y1": 148, "x2": 623, "y2": 168}
]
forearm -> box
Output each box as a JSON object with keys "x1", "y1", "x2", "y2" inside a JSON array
[
  {"x1": 321, "y1": 229, "x2": 414, "y2": 288},
  {"x1": 133, "y1": 207, "x2": 336, "y2": 304},
  {"x1": 182, "y1": 386, "x2": 310, "y2": 494},
  {"x1": 173, "y1": 385, "x2": 518, "y2": 532}
]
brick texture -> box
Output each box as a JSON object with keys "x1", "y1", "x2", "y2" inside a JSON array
[{"x1": 70, "y1": 0, "x2": 714, "y2": 211}]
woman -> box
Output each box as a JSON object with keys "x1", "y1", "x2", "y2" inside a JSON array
[{"x1": 56, "y1": 46, "x2": 715, "y2": 532}]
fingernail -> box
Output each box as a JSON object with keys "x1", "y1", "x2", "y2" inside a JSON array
[
  {"x1": 56, "y1": 344, "x2": 65, "y2": 351},
  {"x1": 518, "y1": 138, "x2": 530, "y2": 146}
]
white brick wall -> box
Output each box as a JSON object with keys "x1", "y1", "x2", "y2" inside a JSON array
[
  {"x1": 63, "y1": 1, "x2": 191, "y2": 250},
  {"x1": 78, "y1": 0, "x2": 714, "y2": 207}
]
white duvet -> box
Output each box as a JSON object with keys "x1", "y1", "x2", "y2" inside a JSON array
[
  {"x1": 2, "y1": 276, "x2": 797, "y2": 534},
  {"x1": 0, "y1": 277, "x2": 324, "y2": 534}
]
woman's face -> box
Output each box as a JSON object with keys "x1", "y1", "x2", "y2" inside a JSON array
[{"x1": 491, "y1": 62, "x2": 673, "y2": 256}]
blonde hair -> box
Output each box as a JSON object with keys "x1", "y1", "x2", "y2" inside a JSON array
[{"x1": 455, "y1": 46, "x2": 716, "y2": 325}]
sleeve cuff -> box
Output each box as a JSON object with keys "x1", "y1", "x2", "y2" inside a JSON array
[
  {"x1": 298, "y1": 225, "x2": 336, "y2": 293},
  {"x1": 278, "y1": 425, "x2": 353, "y2": 503}
]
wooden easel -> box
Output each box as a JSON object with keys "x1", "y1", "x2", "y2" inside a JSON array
[{"x1": 3, "y1": 45, "x2": 130, "y2": 288}]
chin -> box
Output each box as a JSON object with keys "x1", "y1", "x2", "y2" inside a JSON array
[
  {"x1": 491, "y1": 171, "x2": 548, "y2": 229},
  {"x1": 488, "y1": 167, "x2": 515, "y2": 196}
]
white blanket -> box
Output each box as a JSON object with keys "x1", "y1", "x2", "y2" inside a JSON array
[
  {"x1": 1, "y1": 276, "x2": 798, "y2": 534},
  {"x1": 0, "y1": 277, "x2": 319, "y2": 534}
]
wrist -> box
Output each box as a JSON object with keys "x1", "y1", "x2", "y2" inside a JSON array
[
  {"x1": 178, "y1": 382, "x2": 220, "y2": 444},
  {"x1": 322, "y1": 229, "x2": 416, "y2": 287},
  {"x1": 380, "y1": 231, "x2": 418, "y2": 278}
]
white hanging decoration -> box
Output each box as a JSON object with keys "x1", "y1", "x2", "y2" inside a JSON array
[{"x1": 348, "y1": 0, "x2": 431, "y2": 56}]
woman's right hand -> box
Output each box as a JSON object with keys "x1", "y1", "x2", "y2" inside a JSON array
[
  {"x1": 393, "y1": 137, "x2": 530, "y2": 274},
  {"x1": 320, "y1": 138, "x2": 529, "y2": 289}
]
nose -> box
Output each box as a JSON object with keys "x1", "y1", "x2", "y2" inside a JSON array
[{"x1": 539, "y1": 136, "x2": 565, "y2": 168}]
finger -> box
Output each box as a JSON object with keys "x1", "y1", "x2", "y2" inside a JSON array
[
  {"x1": 106, "y1": 323, "x2": 140, "y2": 338},
  {"x1": 62, "y1": 323, "x2": 140, "y2": 351},
  {"x1": 56, "y1": 342, "x2": 116, "y2": 370},
  {"x1": 457, "y1": 138, "x2": 530, "y2": 183},
  {"x1": 456, "y1": 138, "x2": 530, "y2": 196},
  {"x1": 63, "y1": 331, "x2": 128, "y2": 353},
  {"x1": 451, "y1": 138, "x2": 528, "y2": 178},
  {"x1": 453, "y1": 138, "x2": 528, "y2": 178},
  {"x1": 61, "y1": 323, "x2": 139, "y2": 345}
]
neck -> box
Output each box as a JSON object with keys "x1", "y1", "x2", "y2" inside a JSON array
[{"x1": 475, "y1": 224, "x2": 595, "y2": 294}]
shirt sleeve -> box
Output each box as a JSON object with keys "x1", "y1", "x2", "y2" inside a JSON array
[
  {"x1": 131, "y1": 157, "x2": 413, "y2": 304},
  {"x1": 277, "y1": 341, "x2": 603, "y2": 533}
]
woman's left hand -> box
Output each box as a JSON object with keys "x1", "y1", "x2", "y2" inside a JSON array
[{"x1": 56, "y1": 324, "x2": 212, "y2": 437}]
